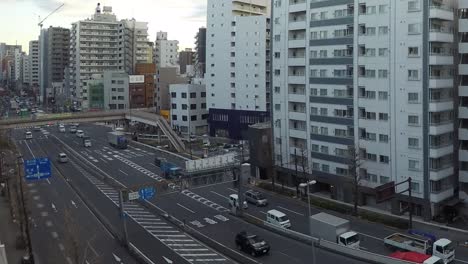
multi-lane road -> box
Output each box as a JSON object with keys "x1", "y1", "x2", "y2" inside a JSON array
[{"x1": 11, "y1": 122, "x2": 468, "y2": 264}]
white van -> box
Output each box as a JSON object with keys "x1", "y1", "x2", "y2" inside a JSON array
[
  {"x1": 229, "y1": 194, "x2": 248, "y2": 209},
  {"x1": 266, "y1": 209, "x2": 291, "y2": 229},
  {"x1": 58, "y1": 125, "x2": 66, "y2": 133},
  {"x1": 58, "y1": 153, "x2": 68, "y2": 163},
  {"x1": 25, "y1": 131, "x2": 32, "y2": 139},
  {"x1": 76, "y1": 130, "x2": 84, "y2": 138}
]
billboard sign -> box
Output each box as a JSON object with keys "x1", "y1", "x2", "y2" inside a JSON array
[
  {"x1": 185, "y1": 153, "x2": 237, "y2": 173},
  {"x1": 129, "y1": 75, "x2": 145, "y2": 84}
]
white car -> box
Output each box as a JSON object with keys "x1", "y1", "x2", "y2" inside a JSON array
[
  {"x1": 58, "y1": 125, "x2": 66, "y2": 133},
  {"x1": 76, "y1": 130, "x2": 84, "y2": 138},
  {"x1": 25, "y1": 131, "x2": 33, "y2": 139},
  {"x1": 58, "y1": 153, "x2": 68, "y2": 163}
]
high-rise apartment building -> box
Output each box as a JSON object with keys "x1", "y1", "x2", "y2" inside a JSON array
[
  {"x1": 69, "y1": 4, "x2": 151, "y2": 109},
  {"x1": 120, "y1": 19, "x2": 153, "y2": 74},
  {"x1": 194, "y1": 27, "x2": 206, "y2": 77},
  {"x1": 272, "y1": 0, "x2": 458, "y2": 219},
  {"x1": 22, "y1": 54, "x2": 30, "y2": 87},
  {"x1": 29, "y1": 40, "x2": 40, "y2": 89},
  {"x1": 206, "y1": 0, "x2": 271, "y2": 139},
  {"x1": 154, "y1": 31, "x2": 179, "y2": 68},
  {"x1": 46, "y1": 27, "x2": 70, "y2": 91}
]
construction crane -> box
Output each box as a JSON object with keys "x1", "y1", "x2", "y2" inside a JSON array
[{"x1": 38, "y1": 3, "x2": 65, "y2": 29}]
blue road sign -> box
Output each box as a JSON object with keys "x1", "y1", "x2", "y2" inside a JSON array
[
  {"x1": 24, "y1": 158, "x2": 52, "y2": 181},
  {"x1": 139, "y1": 186, "x2": 155, "y2": 200}
]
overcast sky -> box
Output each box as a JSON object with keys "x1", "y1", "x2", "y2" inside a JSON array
[{"x1": 0, "y1": 0, "x2": 207, "y2": 54}]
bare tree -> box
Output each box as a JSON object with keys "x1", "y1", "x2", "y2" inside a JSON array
[{"x1": 348, "y1": 145, "x2": 363, "y2": 216}]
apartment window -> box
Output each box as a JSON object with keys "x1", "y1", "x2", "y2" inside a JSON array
[
  {"x1": 379, "y1": 134, "x2": 389, "y2": 143},
  {"x1": 380, "y1": 155, "x2": 389, "y2": 164},
  {"x1": 182, "y1": 104, "x2": 188, "y2": 110},
  {"x1": 322, "y1": 164, "x2": 329, "y2": 173},
  {"x1": 172, "y1": 115, "x2": 177, "y2": 121},
  {"x1": 275, "y1": 104, "x2": 281, "y2": 111},
  {"x1": 310, "y1": 107, "x2": 318, "y2": 115},
  {"x1": 274, "y1": 52, "x2": 280, "y2": 58},
  {"x1": 171, "y1": 104, "x2": 177, "y2": 109},
  {"x1": 408, "y1": 70, "x2": 419, "y2": 80},
  {"x1": 191, "y1": 115, "x2": 197, "y2": 121},
  {"x1": 201, "y1": 103, "x2": 206, "y2": 109},
  {"x1": 320, "y1": 89, "x2": 327, "y2": 96},
  {"x1": 310, "y1": 70, "x2": 318, "y2": 77},
  {"x1": 182, "y1": 116, "x2": 188, "y2": 121},
  {"x1": 379, "y1": 4, "x2": 388, "y2": 14},
  {"x1": 409, "y1": 160, "x2": 420, "y2": 171},
  {"x1": 408, "y1": 23, "x2": 421, "y2": 34},
  {"x1": 336, "y1": 167, "x2": 348, "y2": 176},
  {"x1": 320, "y1": 146, "x2": 329, "y2": 154},
  {"x1": 366, "y1": 6, "x2": 376, "y2": 14},
  {"x1": 380, "y1": 176, "x2": 390, "y2": 184},
  {"x1": 182, "y1": 92, "x2": 187, "y2": 98},
  {"x1": 274, "y1": 86, "x2": 280, "y2": 93},
  {"x1": 408, "y1": 115, "x2": 419, "y2": 125},
  {"x1": 378, "y1": 70, "x2": 388, "y2": 78},
  {"x1": 201, "y1": 92, "x2": 206, "y2": 97},
  {"x1": 408, "y1": 47, "x2": 419, "y2": 57},
  {"x1": 171, "y1": 92, "x2": 176, "y2": 98},
  {"x1": 319, "y1": 31, "x2": 328, "y2": 39},
  {"x1": 319, "y1": 70, "x2": 327, "y2": 77},
  {"x1": 310, "y1": 51, "x2": 317, "y2": 58},
  {"x1": 379, "y1": 113, "x2": 389, "y2": 121},
  {"x1": 320, "y1": 108, "x2": 328, "y2": 116},
  {"x1": 408, "y1": 0, "x2": 420, "y2": 12},
  {"x1": 320, "y1": 11, "x2": 327, "y2": 20},
  {"x1": 335, "y1": 129, "x2": 347, "y2": 137},
  {"x1": 367, "y1": 153, "x2": 377, "y2": 161},
  {"x1": 190, "y1": 92, "x2": 196, "y2": 98},
  {"x1": 378, "y1": 91, "x2": 388, "y2": 100},
  {"x1": 274, "y1": 69, "x2": 280, "y2": 76},
  {"x1": 312, "y1": 162, "x2": 320, "y2": 170},
  {"x1": 408, "y1": 137, "x2": 419, "y2": 148},
  {"x1": 408, "y1": 92, "x2": 419, "y2": 103},
  {"x1": 311, "y1": 144, "x2": 319, "y2": 152},
  {"x1": 320, "y1": 127, "x2": 328, "y2": 135},
  {"x1": 366, "y1": 27, "x2": 376, "y2": 35},
  {"x1": 378, "y1": 26, "x2": 388, "y2": 35},
  {"x1": 190, "y1": 104, "x2": 196, "y2": 110},
  {"x1": 310, "y1": 88, "x2": 318, "y2": 96},
  {"x1": 378, "y1": 48, "x2": 388, "y2": 57},
  {"x1": 411, "y1": 182, "x2": 420, "y2": 193}
]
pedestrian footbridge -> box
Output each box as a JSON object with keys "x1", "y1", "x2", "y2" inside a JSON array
[{"x1": 0, "y1": 109, "x2": 186, "y2": 152}]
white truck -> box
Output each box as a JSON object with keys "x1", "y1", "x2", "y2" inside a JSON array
[
  {"x1": 384, "y1": 233, "x2": 455, "y2": 263},
  {"x1": 107, "y1": 131, "x2": 128, "y2": 149},
  {"x1": 309, "y1": 212, "x2": 360, "y2": 249}
]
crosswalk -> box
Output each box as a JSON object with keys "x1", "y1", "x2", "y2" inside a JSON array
[
  {"x1": 181, "y1": 190, "x2": 230, "y2": 213},
  {"x1": 71, "y1": 160, "x2": 229, "y2": 264}
]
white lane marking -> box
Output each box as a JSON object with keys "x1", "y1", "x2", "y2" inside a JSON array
[
  {"x1": 210, "y1": 191, "x2": 228, "y2": 199},
  {"x1": 163, "y1": 256, "x2": 173, "y2": 264},
  {"x1": 359, "y1": 232, "x2": 383, "y2": 241},
  {"x1": 58, "y1": 243, "x2": 65, "y2": 251},
  {"x1": 213, "y1": 215, "x2": 229, "y2": 222},
  {"x1": 119, "y1": 169, "x2": 128, "y2": 176},
  {"x1": 45, "y1": 220, "x2": 53, "y2": 227},
  {"x1": 277, "y1": 206, "x2": 304, "y2": 216},
  {"x1": 227, "y1": 188, "x2": 237, "y2": 192},
  {"x1": 51, "y1": 203, "x2": 57, "y2": 212},
  {"x1": 46, "y1": 179, "x2": 51, "y2": 185},
  {"x1": 71, "y1": 200, "x2": 77, "y2": 208},
  {"x1": 177, "y1": 203, "x2": 195, "y2": 214},
  {"x1": 51, "y1": 231, "x2": 58, "y2": 239},
  {"x1": 24, "y1": 141, "x2": 36, "y2": 158},
  {"x1": 259, "y1": 211, "x2": 267, "y2": 215},
  {"x1": 99, "y1": 158, "x2": 108, "y2": 164},
  {"x1": 455, "y1": 259, "x2": 468, "y2": 264},
  {"x1": 113, "y1": 253, "x2": 122, "y2": 262}
]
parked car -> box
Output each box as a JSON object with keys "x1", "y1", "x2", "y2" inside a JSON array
[
  {"x1": 235, "y1": 231, "x2": 270, "y2": 257},
  {"x1": 244, "y1": 190, "x2": 268, "y2": 206}
]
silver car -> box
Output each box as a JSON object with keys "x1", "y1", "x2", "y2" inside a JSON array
[{"x1": 244, "y1": 190, "x2": 268, "y2": 206}]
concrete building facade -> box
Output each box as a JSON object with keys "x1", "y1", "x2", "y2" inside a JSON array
[
  {"x1": 29, "y1": 40, "x2": 40, "y2": 90},
  {"x1": 195, "y1": 27, "x2": 207, "y2": 77},
  {"x1": 206, "y1": 0, "x2": 271, "y2": 139},
  {"x1": 46, "y1": 27, "x2": 70, "y2": 92},
  {"x1": 83, "y1": 71, "x2": 129, "y2": 111},
  {"x1": 155, "y1": 67, "x2": 188, "y2": 113},
  {"x1": 169, "y1": 78, "x2": 208, "y2": 135},
  {"x1": 154, "y1": 31, "x2": 179, "y2": 68},
  {"x1": 120, "y1": 19, "x2": 153, "y2": 74},
  {"x1": 179, "y1": 48, "x2": 194, "y2": 75},
  {"x1": 272, "y1": 0, "x2": 459, "y2": 219}
]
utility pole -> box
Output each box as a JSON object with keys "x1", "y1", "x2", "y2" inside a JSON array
[
  {"x1": 17, "y1": 156, "x2": 34, "y2": 264},
  {"x1": 408, "y1": 177, "x2": 413, "y2": 229}
]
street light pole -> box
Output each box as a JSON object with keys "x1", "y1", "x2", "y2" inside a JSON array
[
  {"x1": 17, "y1": 155, "x2": 34, "y2": 264},
  {"x1": 300, "y1": 180, "x2": 316, "y2": 264}
]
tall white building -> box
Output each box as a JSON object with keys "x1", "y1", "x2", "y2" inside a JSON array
[
  {"x1": 14, "y1": 49, "x2": 23, "y2": 82},
  {"x1": 22, "y1": 54, "x2": 30, "y2": 87},
  {"x1": 69, "y1": 4, "x2": 151, "y2": 109},
  {"x1": 273, "y1": 0, "x2": 457, "y2": 219},
  {"x1": 206, "y1": 0, "x2": 271, "y2": 139},
  {"x1": 154, "y1": 31, "x2": 179, "y2": 68}
]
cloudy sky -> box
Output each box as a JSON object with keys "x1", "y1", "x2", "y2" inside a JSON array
[{"x1": 0, "y1": 0, "x2": 207, "y2": 53}]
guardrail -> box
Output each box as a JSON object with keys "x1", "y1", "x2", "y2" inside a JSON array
[
  {"x1": 0, "y1": 244, "x2": 7, "y2": 264},
  {"x1": 241, "y1": 213, "x2": 415, "y2": 264}
]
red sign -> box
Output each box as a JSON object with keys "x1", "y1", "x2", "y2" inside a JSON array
[{"x1": 375, "y1": 181, "x2": 395, "y2": 203}]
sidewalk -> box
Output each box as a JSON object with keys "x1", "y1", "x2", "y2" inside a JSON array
[{"x1": 0, "y1": 194, "x2": 26, "y2": 264}]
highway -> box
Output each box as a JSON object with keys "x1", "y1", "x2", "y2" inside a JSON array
[
  {"x1": 14, "y1": 128, "x2": 136, "y2": 264},
  {"x1": 63, "y1": 123, "x2": 468, "y2": 264},
  {"x1": 15, "y1": 123, "x2": 375, "y2": 264}
]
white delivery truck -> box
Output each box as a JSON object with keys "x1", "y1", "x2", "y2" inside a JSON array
[
  {"x1": 309, "y1": 212, "x2": 360, "y2": 249},
  {"x1": 384, "y1": 233, "x2": 455, "y2": 263}
]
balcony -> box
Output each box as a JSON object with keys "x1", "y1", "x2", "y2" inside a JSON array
[
  {"x1": 429, "y1": 29, "x2": 454, "y2": 43},
  {"x1": 289, "y1": 93, "x2": 306, "y2": 103},
  {"x1": 460, "y1": 86, "x2": 468, "y2": 97},
  {"x1": 429, "y1": 54, "x2": 453, "y2": 65},
  {"x1": 460, "y1": 149, "x2": 468, "y2": 162},
  {"x1": 460, "y1": 19, "x2": 468, "y2": 32},
  {"x1": 289, "y1": 3, "x2": 306, "y2": 13},
  {"x1": 289, "y1": 20, "x2": 306, "y2": 30},
  {"x1": 430, "y1": 144, "x2": 453, "y2": 158},
  {"x1": 288, "y1": 111, "x2": 307, "y2": 121},
  {"x1": 460, "y1": 43, "x2": 468, "y2": 53},
  {"x1": 429, "y1": 122, "x2": 453, "y2": 135},
  {"x1": 289, "y1": 129, "x2": 307, "y2": 139},
  {"x1": 429, "y1": 4, "x2": 453, "y2": 21},
  {"x1": 428, "y1": 100, "x2": 453, "y2": 112},
  {"x1": 288, "y1": 57, "x2": 306, "y2": 66},
  {"x1": 429, "y1": 77, "x2": 453, "y2": 88},
  {"x1": 460, "y1": 106, "x2": 468, "y2": 119},
  {"x1": 460, "y1": 64, "x2": 468, "y2": 75},
  {"x1": 288, "y1": 39, "x2": 306, "y2": 48},
  {"x1": 430, "y1": 188, "x2": 454, "y2": 203},
  {"x1": 288, "y1": 75, "x2": 305, "y2": 84},
  {"x1": 430, "y1": 166, "x2": 453, "y2": 181},
  {"x1": 460, "y1": 170, "x2": 468, "y2": 183}
]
